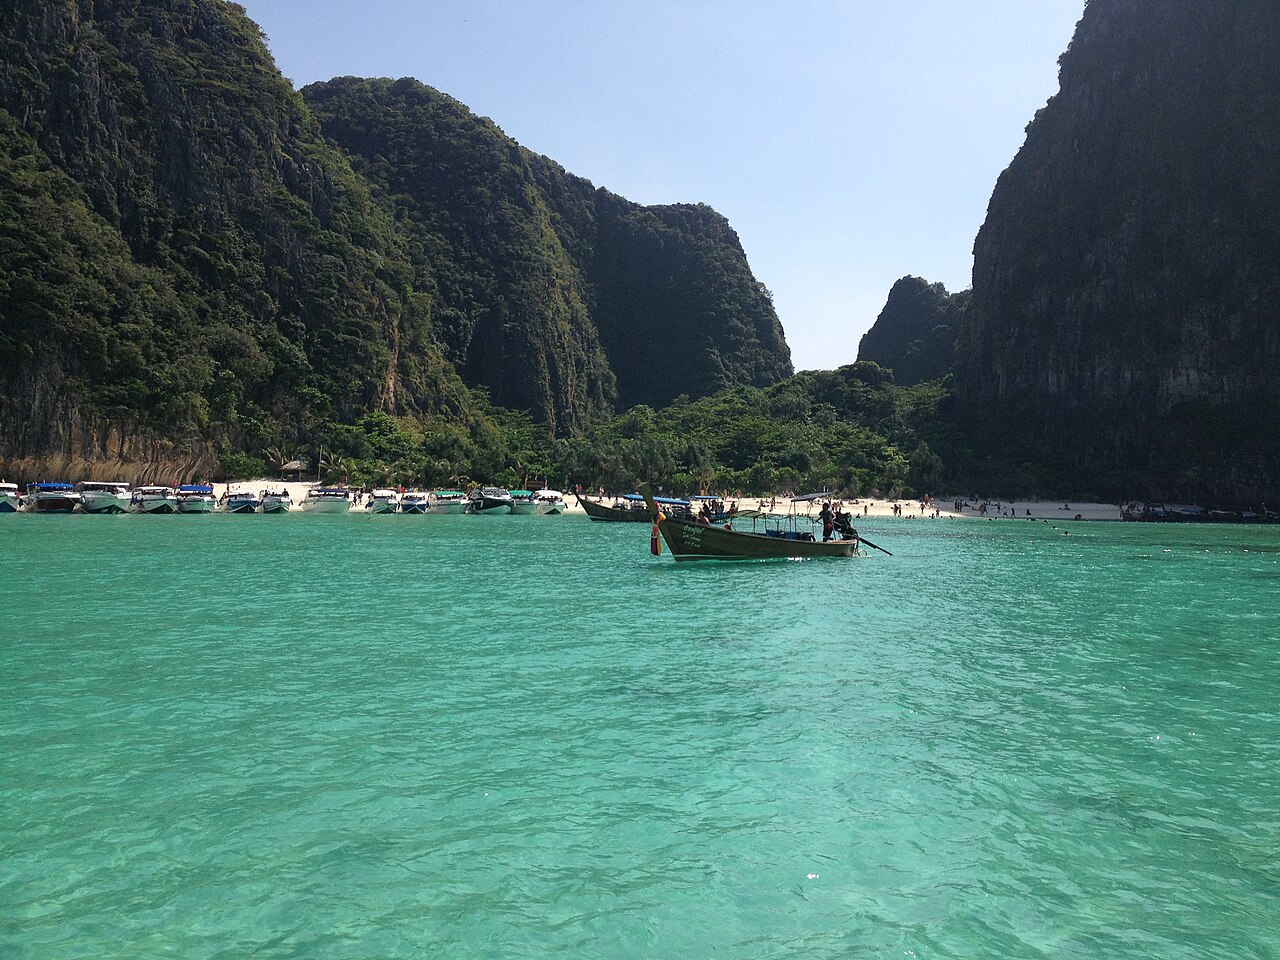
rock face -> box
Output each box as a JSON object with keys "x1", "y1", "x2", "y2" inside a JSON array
[
  {"x1": 304, "y1": 77, "x2": 792, "y2": 415},
  {"x1": 0, "y1": 0, "x2": 468, "y2": 480},
  {"x1": 959, "y1": 0, "x2": 1280, "y2": 500},
  {"x1": 857, "y1": 277, "x2": 967, "y2": 386}
]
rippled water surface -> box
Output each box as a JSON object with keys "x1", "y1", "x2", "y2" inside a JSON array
[{"x1": 3, "y1": 514, "x2": 1279, "y2": 958}]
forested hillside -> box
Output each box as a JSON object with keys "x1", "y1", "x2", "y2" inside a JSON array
[
  {"x1": 0, "y1": 0, "x2": 792, "y2": 482},
  {"x1": 857, "y1": 277, "x2": 967, "y2": 386},
  {"x1": 303, "y1": 77, "x2": 791, "y2": 417},
  {"x1": 0, "y1": 0, "x2": 471, "y2": 480}
]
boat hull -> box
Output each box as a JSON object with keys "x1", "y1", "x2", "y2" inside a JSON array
[
  {"x1": 577, "y1": 495, "x2": 649, "y2": 522},
  {"x1": 535, "y1": 502, "x2": 565, "y2": 515},
  {"x1": 176, "y1": 498, "x2": 215, "y2": 514},
  {"x1": 509, "y1": 502, "x2": 537, "y2": 515},
  {"x1": 223, "y1": 499, "x2": 261, "y2": 514},
  {"x1": 427, "y1": 502, "x2": 466, "y2": 514},
  {"x1": 368, "y1": 501, "x2": 400, "y2": 514},
  {"x1": 301, "y1": 500, "x2": 350, "y2": 514},
  {"x1": 468, "y1": 502, "x2": 511, "y2": 515},
  {"x1": 658, "y1": 517, "x2": 856, "y2": 560},
  {"x1": 80, "y1": 493, "x2": 131, "y2": 514},
  {"x1": 260, "y1": 497, "x2": 291, "y2": 514},
  {"x1": 133, "y1": 498, "x2": 177, "y2": 514},
  {"x1": 30, "y1": 495, "x2": 79, "y2": 513},
  {"x1": 0, "y1": 496, "x2": 17, "y2": 513}
]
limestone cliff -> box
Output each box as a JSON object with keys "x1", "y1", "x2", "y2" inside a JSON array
[
  {"x1": 959, "y1": 0, "x2": 1280, "y2": 500},
  {"x1": 857, "y1": 277, "x2": 967, "y2": 386}
]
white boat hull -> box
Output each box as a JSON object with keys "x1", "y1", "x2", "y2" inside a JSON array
[
  {"x1": 302, "y1": 500, "x2": 350, "y2": 514},
  {"x1": 80, "y1": 492, "x2": 132, "y2": 514},
  {"x1": 177, "y1": 497, "x2": 215, "y2": 514},
  {"x1": 368, "y1": 500, "x2": 400, "y2": 514},
  {"x1": 509, "y1": 502, "x2": 537, "y2": 515},
  {"x1": 133, "y1": 496, "x2": 178, "y2": 514},
  {"x1": 535, "y1": 501, "x2": 566, "y2": 515},
  {"x1": 261, "y1": 497, "x2": 291, "y2": 514},
  {"x1": 468, "y1": 503, "x2": 511, "y2": 515},
  {"x1": 427, "y1": 502, "x2": 466, "y2": 514}
]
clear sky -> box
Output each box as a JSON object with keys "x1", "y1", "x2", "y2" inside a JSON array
[{"x1": 243, "y1": 0, "x2": 1085, "y2": 372}]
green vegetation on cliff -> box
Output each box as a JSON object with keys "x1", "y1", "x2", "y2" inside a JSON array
[
  {"x1": 304, "y1": 77, "x2": 792, "y2": 418},
  {"x1": 857, "y1": 276, "x2": 968, "y2": 387}
]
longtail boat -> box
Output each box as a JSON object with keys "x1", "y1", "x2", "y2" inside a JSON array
[
  {"x1": 640, "y1": 485, "x2": 860, "y2": 561},
  {"x1": 578, "y1": 491, "x2": 669, "y2": 522}
]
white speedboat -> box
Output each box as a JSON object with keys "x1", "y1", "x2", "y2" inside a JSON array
[
  {"x1": 176, "y1": 484, "x2": 216, "y2": 513},
  {"x1": 260, "y1": 489, "x2": 293, "y2": 514},
  {"x1": 427, "y1": 490, "x2": 467, "y2": 514},
  {"x1": 400, "y1": 491, "x2": 431, "y2": 515},
  {"x1": 509, "y1": 490, "x2": 538, "y2": 515},
  {"x1": 132, "y1": 485, "x2": 178, "y2": 514},
  {"x1": 78, "y1": 481, "x2": 132, "y2": 514},
  {"x1": 301, "y1": 486, "x2": 351, "y2": 514},
  {"x1": 24, "y1": 482, "x2": 80, "y2": 513},
  {"x1": 222, "y1": 490, "x2": 261, "y2": 514},
  {"x1": 368, "y1": 488, "x2": 401, "y2": 514},
  {"x1": 533, "y1": 488, "x2": 567, "y2": 515},
  {"x1": 0, "y1": 482, "x2": 20, "y2": 513},
  {"x1": 467, "y1": 486, "x2": 512, "y2": 515}
]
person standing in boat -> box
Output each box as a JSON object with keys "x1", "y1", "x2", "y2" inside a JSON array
[{"x1": 820, "y1": 502, "x2": 834, "y2": 542}]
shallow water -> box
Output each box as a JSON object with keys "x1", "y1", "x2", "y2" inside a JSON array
[{"x1": 3, "y1": 514, "x2": 1279, "y2": 958}]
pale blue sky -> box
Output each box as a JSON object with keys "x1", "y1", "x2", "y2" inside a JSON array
[{"x1": 244, "y1": 1, "x2": 1085, "y2": 371}]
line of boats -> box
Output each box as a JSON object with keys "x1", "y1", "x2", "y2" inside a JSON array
[{"x1": 0, "y1": 482, "x2": 568, "y2": 516}]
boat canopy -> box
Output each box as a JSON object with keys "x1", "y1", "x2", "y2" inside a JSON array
[
  {"x1": 432, "y1": 490, "x2": 465, "y2": 497},
  {"x1": 178, "y1": 484, "x2": 214, "y2": 493},
  {"x1": 690, "y1": 495, "x2": 723, "y2": 501},
  {"x1": 509, "y1": 490, "x2": 534, "y2": 498},
  {"x1": 136, "y1": 486, "x2": 173, "y2": 493},
  {"x1": 311, "y1": 488, "x2": 349, "y2": 496},
  {"x1": 792, "y1": 491, "x2": 834, "y2": 503},
  {"x1": 31, "y1": 481, "x2": 74, "y2": 490},
  {"x1": 0, "y1": 482, "x2": 18, "y2": 491},
  {"x1": 80, "y1": 481, "x2": 129, "y2": 489},
  {"x1": 371, "y1": 489, "x2": 399, "y2": 497},
  {"x1": 624, "y1": 494, "x2": 689, "y2": 506}
]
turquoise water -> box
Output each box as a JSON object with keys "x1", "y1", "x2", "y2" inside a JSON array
[{"x1": 2, "y1": 514, "x2": 1279, "y2": 958}]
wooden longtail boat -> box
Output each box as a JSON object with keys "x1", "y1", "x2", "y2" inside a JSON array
[
  {"x1": 639, "y1": 485, "x2": 858, "y2": 561},
  {"x1": 577, "y1": 492, "x2": 655, "y2": 522}
]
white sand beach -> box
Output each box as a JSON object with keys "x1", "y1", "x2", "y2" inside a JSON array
[{"x1": 210, "y1": 481, "x2": 1122, "y2": 521}]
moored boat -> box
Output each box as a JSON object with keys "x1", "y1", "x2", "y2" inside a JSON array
[
  {"x1": 221, "y1": 490, "x2": 262, "y2": 514},
  {"x1": 132, "y1": 485, "x2": 178, "y2": 514},
  {"x1": 175, "y1": 484, "x2": 216, "y2": 514},
  {"x1": 533, "y1": 488, "x2": 567, "y2": 515},
  {"x1": 78, "y1": 481, "x2": 132, "y2": 514},
  {"x1": 509, "y1": 490, "x2": 538, "y2": 515},
  {"x1": 24, "y1": 482, "x2": 80, "y2": 513},
  {"x1": 0, "y1": 482, "x2": 21, "y2": 513},
  {"x1": 301, "y1": 486, "x2": 352, "y2": 514},
  {"x1": 400, "y1": 491, "x2": 432, "y2": 515},
  {"x1": 576, "y1": 492, "x2": 652, "y2": 522},
  {"x1": 467, "y1": 486, "x2": 512, "y2": 515},
  {"x1": 260, "y1": 489, "x2": 293, "y2": 514},
  {"x1": 427, "y1": 490, "x2": 467, "y2": 514},
  {"x1": 640, "y1": 485, "x2": 861, "y2": 561},
  {"x1": 368, "y1": 488, "x2": 401, "y2": 514}
]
